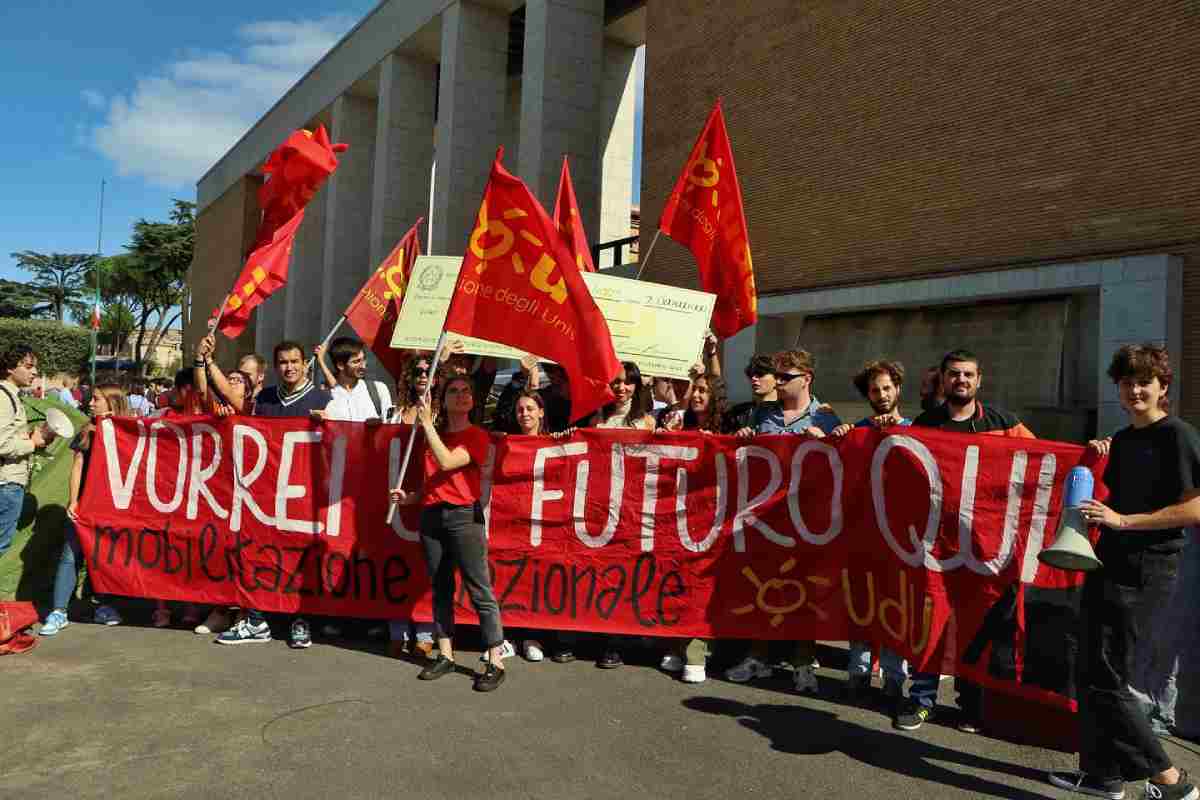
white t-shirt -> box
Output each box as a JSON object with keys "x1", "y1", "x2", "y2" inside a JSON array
[
  {"x1": 325, "y1": 380, "x2": 393, "y2": 422},
  {"x1": 127, "y1": 394, "x2": 152, "y2": 416}
]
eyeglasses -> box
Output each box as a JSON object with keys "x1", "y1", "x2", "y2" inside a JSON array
[{"x1": 774, "y1": 372, "x2": 808, "y2": 384}]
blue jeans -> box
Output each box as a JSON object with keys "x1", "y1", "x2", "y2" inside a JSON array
[
  {"x1": 52, "y1": 519, "x2": 86, "y2": 611},
  {"x1": 0, "y1": 482, "x2": 25, "y2": 558},
  {"x1": 847, "y1": 641, "x2": 907, "y2": 686}
]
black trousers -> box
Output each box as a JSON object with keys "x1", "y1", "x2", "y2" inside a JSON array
[
  {"x1": 1077, "y1": 544, "x2": 1179, "y2": 781},
  {"x1": 419, "y1": 503, "x2": 505, "y2": 649}
]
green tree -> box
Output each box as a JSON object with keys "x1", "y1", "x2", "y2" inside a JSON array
[
  {"x1": 99, "y1": 302, "x2": 136, "y2": 356},
  {"x1": 90, "y1": 200, "x2": 193, "y2": 376},
  {"x1": 0, "y1": 277, "x2": 48, "y2": 319},
  {"x1": 9, "y1": 251, "x2": 94, "y2": 322}
]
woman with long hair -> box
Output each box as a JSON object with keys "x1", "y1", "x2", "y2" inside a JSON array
[
  {"x1": 384, "y1": 354, "x2": 438, "y2": 659},
  {"x1": 390, "y1": 375, "x2": 507, "y2": 691},
  {"x1": 655, "y1": 372, "x2": 728, "y2": 682},
  {"x1": 40, "y1": 384, "x2": 130, "y2": 635},
  {"x1": 592, "y1": 361, "x2": 654, "y2": 431}
]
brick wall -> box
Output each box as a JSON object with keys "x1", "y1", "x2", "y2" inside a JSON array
[
  {"x1": 188, "y1": 177, "x2": 261, "y2": 366},
  {"x1": 641, "y1": 0, "x2": 1200, "y2": 418}
]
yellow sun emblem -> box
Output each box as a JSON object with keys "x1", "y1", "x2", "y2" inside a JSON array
[{"x1": 732, "y1": 559, "x2": 831, "y2": 628}]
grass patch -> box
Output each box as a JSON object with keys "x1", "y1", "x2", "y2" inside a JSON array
[{"x1": 0, "y1": 398, "x2": 88, "y2": 603}]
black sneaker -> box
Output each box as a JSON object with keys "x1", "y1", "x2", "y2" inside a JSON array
[
  {"x1": 597, "y1": 650, "x2": 623, "y2": 669},
  {"x1": 1146, "y1": 769, "x2": 1198, "y2": 800},
  {"x1": 473, "y1": 663, "x2": 506, "y2": 692},
  {"x1": 894, "y1": 700, "x2": 933, "y2": 731},
  {"x1": 551, "y1": 649, "x2": 575, "y2": 663},
  {"x1": 289, "y1": 618, "x2": 311, "y2": 650},
  {"x1": 1047, "y1": 771, "x2": 1125, "y2": 799},
  {"x1": 418, "y1": 654, "x2": 455, "y2": 681}
]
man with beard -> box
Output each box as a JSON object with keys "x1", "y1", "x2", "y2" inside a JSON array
[
  {"x1": 830, "y1": 360, "x2": 911, "y2": 706},
  {"x1": 894, "y1": 348, "x2": 1034, "y2": 735},
  {"x1": 322, "y1": 337, "x2": 393, "y2": 423}
]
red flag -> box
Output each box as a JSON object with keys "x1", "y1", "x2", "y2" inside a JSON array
[
  {"x1": 90, "y1": 303, "x2": 101, "y2": 331},
  {"x1": 659, "y1": 99, "x2": 757, "y2": 338},
  {"x1": 342, "y1": 218, "x2": 424, "y2": 379},
  {"x1": 255, "y1": 124, "x2": 347, "y2": 249},
  {"x1": 553, "y1": 156, "x2": 596, "y2": 273},
  {"x1": 214, "y1": 210, "x2": 305, "y2": 338},
  {"x1": 444, "y1": 148, "x2": 618, "y2": 420}
]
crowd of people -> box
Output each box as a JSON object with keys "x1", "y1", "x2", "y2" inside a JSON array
[{"x1": 1, "y1": 331, "x2": 1197, "y2": 798}]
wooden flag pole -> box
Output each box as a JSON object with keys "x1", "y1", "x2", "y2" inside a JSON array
[
  {"x1": 634, "y1": 228, "x2": 663, "y2": 281},
  {"x1": 384, "y1": 331, "x2": 449, "y2": 526}
]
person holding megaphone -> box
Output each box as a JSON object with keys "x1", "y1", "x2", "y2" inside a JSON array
[{"x1": 1049, "y1": 344, "x2": 1200, "y2": 800}]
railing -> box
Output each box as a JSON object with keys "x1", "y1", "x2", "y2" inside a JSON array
[{"x1": 591, "y1": 235, "x2": 639, "y2": 270}]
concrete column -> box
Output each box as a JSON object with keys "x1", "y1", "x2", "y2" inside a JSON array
[
  {"x1": 598, "y1": 42, "x2": 638, "y2": 267},
  {"x1": 432, "y1": 1, "x2": 510, "y2": 256},
  {"x1": 1096, "y1": 255, "x2": 1183, "y2": 435},
  {"x1": 321, "y1": 93, "x2": 378, "y2": 336},
  {"x1": 369, "y1": 53, "x2": 437, "y2": 269},
  {"x1": 283, "y1": 182, "x2": 329, "y2": 347},
  {"x1": 519, "y1": 0, "x2": 604, "y2": 230}
]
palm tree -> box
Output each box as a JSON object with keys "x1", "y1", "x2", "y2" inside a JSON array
[{"x1": 9, "y1": 251, "x2": 94, "y2": 322}]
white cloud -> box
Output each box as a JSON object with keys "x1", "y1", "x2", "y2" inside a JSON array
[{"x1": 88, "y1": 14, "x2": 357, "y2": 188}]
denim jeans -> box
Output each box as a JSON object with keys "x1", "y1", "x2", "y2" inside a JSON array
[
  {"x1": 0, "y1": 482, "x2": 25, "y2": 558},
  {"x1": 1077, "y1": 543, "x2": 1177, "y2": 781},
  {"x1": 420, "y1": 503, "x2": 504, "y2": 649},
  {"x1": 847, "y1": 641, "x2": 907, "y2": 686},
  {"x1": 52, "y1": 519, "x2": 87, "y2": 611}
]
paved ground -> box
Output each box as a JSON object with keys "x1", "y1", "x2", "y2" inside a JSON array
[{"x1": 5, "y1": 623, "x2": 1198, "y2": 800}]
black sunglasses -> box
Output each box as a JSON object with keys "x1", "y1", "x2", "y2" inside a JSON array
[
  {"x1": 410, "y1": 367, "x2": 430, "y2": 377},
  {"x1": 774, "y1": 372, "x2": 808, "y2": 384}
]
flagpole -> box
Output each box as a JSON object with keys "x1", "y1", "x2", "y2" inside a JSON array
[
  {"x1": 634, "y1": 228, "x2": 662, "y2": 281},
  {"x1": 385, "y1": 330, "x2": 449, "y2": 526},
  {"x1": 91, "y1": 179, "x2": 106, "y2": 386},
  {"x1": 307, "y1": 315, "x2": 347, "y2": 381}
]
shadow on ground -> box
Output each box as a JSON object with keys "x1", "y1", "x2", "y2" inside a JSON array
[{"x1": 685, "y1": 695, "x2": 1052, "y2": 800}]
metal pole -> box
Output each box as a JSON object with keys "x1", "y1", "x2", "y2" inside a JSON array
[
  {"x1": 385, "y1": 331, "x2": 448, "y2": 526},
  {"x1": 91, "y1": 179, "x2": 105, "y2": 386},
  {"x1": 634, "y1": 228, "x2": 663, "y2": 281}
]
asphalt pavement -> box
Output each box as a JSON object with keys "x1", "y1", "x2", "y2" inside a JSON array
[{"x1": 4, "y1": 622, "x2": 1198, "y2": 800}]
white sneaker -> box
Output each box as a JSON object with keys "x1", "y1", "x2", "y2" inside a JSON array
[
  {"x1": 793, "y1": 665, "x2": 819, "y2": 695},
  {"x1": 682, "y1": 664, "x2": 707, "y2": 683},
  {"x1": 725, "y1": 656, "x2": 773, "y2": 683},
  {"x1": 481, "y1": 640, "x2": 516, "y2": 663},
  {"x1": 660, "y1": 654, "x2": 684, "y2": 673},
  {"x1": 523, "y1": 640, "x2": 545, "y2": 662}
]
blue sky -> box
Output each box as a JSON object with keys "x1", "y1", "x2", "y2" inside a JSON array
[{"x1": 0, "y1": 2, "x2": 643, "y2": 293}]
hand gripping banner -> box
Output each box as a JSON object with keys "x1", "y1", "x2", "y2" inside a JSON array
[{"x1": 75, "y1": 417, "x2": 1102, "y2": 710}]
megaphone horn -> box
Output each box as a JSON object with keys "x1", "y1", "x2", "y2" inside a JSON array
[{"x1": 1038, "y1": 466, "x2": 1103, "y2": 572}]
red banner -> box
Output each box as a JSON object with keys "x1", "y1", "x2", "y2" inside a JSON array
[{"x1": 76, "y1": 417, "x2": 1100, "y2": 709}]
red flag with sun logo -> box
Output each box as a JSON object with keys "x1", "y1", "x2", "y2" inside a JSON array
[
  {"x1": 552, "y1": 156, "x2": 596, "y2": 273},
  {"x1": 342, "y1": 219, "x2": 423, "y2": 380},
  {"x1": 443, "y1": 148, "x2": 618, "y2": 421},
  {"x1": 213, "y1": 210, "x2": 305, "y2": 338},
  {"x1": 659, "y1": 99, "x2": 756, "y2": 338}
]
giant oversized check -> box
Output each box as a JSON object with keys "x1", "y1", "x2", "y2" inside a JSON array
[{"x1": 391, "y1": 256, "x2": 715, "y2": 379}]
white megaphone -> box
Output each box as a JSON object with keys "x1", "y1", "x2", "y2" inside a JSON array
[
  {"x1": 41, "y1": 407, "x2": 75, "y2": 443},
  {"x1": 1038, "y1": 466, "x2": 1103, "y2": 572}
]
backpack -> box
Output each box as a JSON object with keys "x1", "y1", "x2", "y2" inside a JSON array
[{"x1": 364, "y1": 380, "x2": 384, "y2": 419}]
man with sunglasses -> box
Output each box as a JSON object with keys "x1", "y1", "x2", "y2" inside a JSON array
[
  {"x1": 728, "y1": 349, "x2": 840, "y2": 693},
  {"x1": 723, "y1": 353, "x2": 779, "y2": 433}
]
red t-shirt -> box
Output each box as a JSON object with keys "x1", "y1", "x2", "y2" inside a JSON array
[{"x1": 422, "y1": 425, "x2": 491, "y2": 507}]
